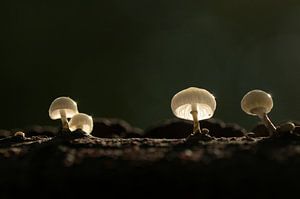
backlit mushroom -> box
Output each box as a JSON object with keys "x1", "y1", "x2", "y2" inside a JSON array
[
  {"x1": 277, "y1": 122, "x2": 295, "y2": 133},
  {"x1": 241, "y1": 89, "x2": 276, "y2": 135},
  {"x1": 171, "y1": 87, "x2": 216, "y2": 135},
  {"x1": 49, "y1": 97, "x2": 78, "y2": 130},
  {"x1": 69, "y1": 113, "x2": 93, "y2": 134},
  {"x1": 14, "y1": 131, "x2": 25, "y2": 139}
]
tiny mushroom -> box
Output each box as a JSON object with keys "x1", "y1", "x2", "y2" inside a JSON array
[
  {"x1": 69, "y1": 113, "x2": 94, "y2": 134},
  {"x1": 49, "y1": 97, "x2": 79, "y2": 130},
  {"x1": 171, "y1": 87, "x2": 216, "y2": 135},
  {"x1": 277, "y1": 122, "x2": 295, "y2": 133},
  {"x1": 14, "y1": 131, "x2": 25, "y2": 138},
  {"x1": 241, "y1": 89, "x2": 276, "y2": 135}
]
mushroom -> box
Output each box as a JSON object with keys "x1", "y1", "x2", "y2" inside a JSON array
[
  {"x1": 69, "y1": 113, "x2": 93, "y2": 134},
  {"x1": 241, "y1": 89, "x2": 276, "y2": 135},
  {"x1": 277, "y1": 122, "x2": 295, "y2": 133},
  {"x1": 49, "y1": 97, "x2": 79, "y2": 130},
  {"x1": 171, "y1": 87, "x2": 216, "y2": 135},
  {"x1": 14, "y1": 131, "x2": 25, "y2": 138}
]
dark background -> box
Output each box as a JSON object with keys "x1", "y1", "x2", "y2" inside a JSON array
[{"x1": 2, "y1": 0, "x2": 300, "y2": 130}]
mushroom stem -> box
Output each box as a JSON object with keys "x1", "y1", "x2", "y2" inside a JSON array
[
  {"x1": 258, "y1": 113, "x2": 276, "y2": 136},
  {"x1": 191, "y1": 111, "x2": 202, "y2": 134},
  {"x1": 60, "y1": 110, "x2": 69, "y2": 130}
]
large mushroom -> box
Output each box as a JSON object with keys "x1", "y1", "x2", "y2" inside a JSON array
[
  {"x1": 171, "y1": 87, "x2": 216, "y2": 135},
  {"x1": 49, "y1": 97, "x2": 78, "y2": 130}
]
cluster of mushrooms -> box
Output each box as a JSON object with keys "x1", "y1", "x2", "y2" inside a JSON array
[
  {"x1": 49, "y1": 87, "x2": 294, "y2": 138},
  {"x1": 49, "y1": 97, "x2": 93, "y2": 134},
  {"x1": 171, "y1": 87, "x2": 295, "y2": 138}
]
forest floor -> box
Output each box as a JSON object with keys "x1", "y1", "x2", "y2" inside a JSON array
[{"x1": 0, "y1": 118, "x2": 299, "y2": 198}]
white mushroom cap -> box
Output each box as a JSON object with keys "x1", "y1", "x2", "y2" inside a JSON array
[
  {"x1": 69, "y1": 113, "x2": 93, "y2": 134},
  {"x1": 49, "y1": 97, "x2": 78, "y2": 120},
  {"x1": 241, "y1": 90, "x2": 273, "y2": 116},
  {"x1": 171, "y1": 87, "x2": 216, "y2": 121}
]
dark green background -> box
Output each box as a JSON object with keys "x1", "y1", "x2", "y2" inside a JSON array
[{"x1": 2, "y1": 0, "x2": 300, "y2": 130}]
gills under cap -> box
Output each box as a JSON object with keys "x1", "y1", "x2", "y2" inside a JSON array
[
  {"x1": 241, "y1": 90, "x2": 273, "y2": 116},
  {"x1": 49, "y1": 97, "x2": 79, "y2": 120},
  {"x1": 171, "y1": 87, "x2": 216, "y2": 121},
  {"x1": 69, "y1": 113, "x2": 93, "y2": 134}
]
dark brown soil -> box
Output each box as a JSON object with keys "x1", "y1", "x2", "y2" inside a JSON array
[{"x1": 0, "y1": 118, "x2": 300, "y2": 198}]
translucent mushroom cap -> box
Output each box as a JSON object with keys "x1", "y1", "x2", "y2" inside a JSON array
[
  {"x1": 49, "y1": 97, "x2": 78, "y2": 120},
  {"x1": 171, "y1": 87, "x2": 216, "y2": 121},
  {"x1": 241, "y1": 90, "x2": 273, "y2": 116},
  {"x1": 69, "y1": 113, "x2": 93, "y2": 134}
]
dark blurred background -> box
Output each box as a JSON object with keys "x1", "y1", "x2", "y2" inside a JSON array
[{"x1": 1, "y1": 0, "x2": 300, "y2": 130}]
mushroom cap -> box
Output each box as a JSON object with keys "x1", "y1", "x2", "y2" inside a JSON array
[
  {"x1": 241, "y1": 90, "x2": 273, "y2": 116},
  {"x1": 171, "y1": 87, "x2": 216, "y2": 121},
  {"x1": 69, "y1": 113, "x2": 93, "y2": 134},
  {"x1": 49, "y1": 97, "x2": 78, "y2": 120}
]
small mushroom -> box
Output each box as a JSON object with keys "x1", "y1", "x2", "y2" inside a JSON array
[
  {"x1": 14, "y1": 131, "x2": 25, "y2": 138},
  {"x1": 277, "y1": 122, "x2": 295, "y2": 133},
  {"x1": 69, "y1": 113, "x2": 93, "y2": 134},
  {"x1": 171, "y1": 87, "x2": 216, "y2": 135},
  {"x1": 49, "y1": 97, "x2": 79, "y2": 130},
  {"x1": 241, "y1": 89, "x2": 276, "y2": 135}
]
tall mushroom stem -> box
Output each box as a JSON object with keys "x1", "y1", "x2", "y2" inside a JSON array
[
  {"x1": 191, "y1": 111, "x2": 202, "y2": 134},
  {"x1": 60, "y1": 110, "x2": 69, "y2": 130},
  {"x1": 258, "y1": 113, "x2": 276, "y2": 136}
]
